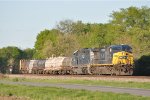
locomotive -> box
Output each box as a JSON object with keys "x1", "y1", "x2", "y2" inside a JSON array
[{"x1": 20, "y1": 44, "x2": 134, "y2": 75}]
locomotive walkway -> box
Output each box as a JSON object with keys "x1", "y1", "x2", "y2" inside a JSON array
[{"x1": 0, "y1": 80, "x2": 150, "y2": 97}]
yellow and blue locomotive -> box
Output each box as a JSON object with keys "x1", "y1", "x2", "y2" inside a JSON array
[{"x1": 72, "y1": 44, "x2": 134, "y2": 75}]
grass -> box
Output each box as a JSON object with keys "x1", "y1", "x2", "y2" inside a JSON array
[
  {"x1": 0, "y1": 83, "x2": 150, "y2": 100},
  {"x1": 3, "y1": 77, "x2": 150, "y2": 89}
]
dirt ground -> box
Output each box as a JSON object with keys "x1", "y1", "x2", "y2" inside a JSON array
[
  {"x1": 0, "y1": 96, "x2": 28, "y2": 100},
  {"x1": 0, "y1": 73, "x2": 6, "y2": 78}
]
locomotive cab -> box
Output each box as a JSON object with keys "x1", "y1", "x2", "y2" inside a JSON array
[{"x1": 110, "y1": 45, "x2": 134, "y2": 66}]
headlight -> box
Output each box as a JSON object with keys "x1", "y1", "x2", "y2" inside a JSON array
[
  {"x1": 119, "y1": 56, "x2": 123, "y2": 59},
  {"x1": 119, "y1": 56, "x2": 128, "y2": 59}
]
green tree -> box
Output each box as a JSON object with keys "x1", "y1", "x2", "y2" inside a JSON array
[
  {"x1": 23, "y1": 48, "x2": 35, "y2": 59},
  {"x1": 110, "y1": 6, "x2": 150, "y2": 58},
  {"x1": 56, "y1": 19, "x2": 74, "y2": 34},
  {"x1": 0, "y1": 46, "x2": 23, "y2": 73},
  {"x1": 34, "y1": 29, "x2": 60, "y2": 58}
]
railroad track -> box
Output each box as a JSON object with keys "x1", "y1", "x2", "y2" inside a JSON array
[
  {"x1": 12, "y1": 74, "x2": 150, "y2": 78},
  {"x1": 5, "y1": 74, "x2": 150, "y2": 82}
]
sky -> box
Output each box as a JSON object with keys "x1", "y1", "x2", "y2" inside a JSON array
[{"x1": 0, "y1": 0, "x2": 150, "y2": 49}]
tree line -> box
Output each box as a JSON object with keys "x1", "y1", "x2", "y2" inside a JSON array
[{"x1": 0, "y1": 6, "x2": 150, "y2": 75}]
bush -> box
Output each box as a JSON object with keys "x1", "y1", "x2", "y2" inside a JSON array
[{"x1": 134, "y1": 55, "x2": 150, "y2": 76}]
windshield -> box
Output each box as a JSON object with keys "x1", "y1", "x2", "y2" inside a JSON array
[
  {"x1": 110, "y1": 45, "x2": 132, "y2": 53},
  {"x1": 122, "y1": 45, "x2": 132, "y2": 53}
]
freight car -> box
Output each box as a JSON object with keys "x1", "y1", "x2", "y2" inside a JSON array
[
  {"x1": 19, "y1": 60, "x2": 46, "y2": 74},
  {"x1": 19, "y1": 44, "x2": 134, "y2": 75},
  {"x1": 20, "y1": 57, "x2": 72, "y2": 74},
  {"x1": 44, "y1": 57, "x2": 72, "y2": 74}
]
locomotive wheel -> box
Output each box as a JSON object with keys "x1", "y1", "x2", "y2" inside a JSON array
[
  {"x1": 69, "y1": 70, "x2": 73, "y2": 75},
  {"x1": 61, "y1": 70, "x2": 66, "y2": 75},
  {"x1": 26, "y1": 71, "x2": 29, "y2": 74},
  {"x1": 111, "y1": 67, "x2": 117, "y2": 76},
  {"x1": 115, "y1": 69, "x2": 121, "y2": 76},
  {"x1": 73, "y1": 72, "x2": 78, "y2": 75},
  {"x1": 52, "y1": 71, "x2": 58, "y2": 74},
  {"x1": 112, "y1": 64, "x2": 121, "y2": 75},
  {"x1": 38, "y1": 70, "x2": 40, "y2": 74},
  {"x1": 36, "y1": 70, "x2": 39, "y2": 74},
  {"x1": 52, "y1": 71, "x2": 55, "y2": 74},
  {"x1": 19, "y1": 70, "x2": 22, "y2": 74},
  {"x1": 49, "y1": 71, "x2": 52, "y2": 74},
  {"x1": 21, "y1": 70, "x2": 24, "y2": 74},
  {"x1": 34, "y1": 70, "x2": 37, "y2": 74},
  {"x1": 31, "y1": 70, "x2": 34, "y2": 74},
  {"x1": 45, "y1": 71, "x2": 48, "y2": 74},
  {"x1": 43, "y1": 70, "x2": 46, "y2": 74},
  {"x1": 89, "y1": 67, "x2": 96, "y2": 75},
  {"x1": 82, "y1": 67, "x2": 88, "y2": 74},
  {"x1": 129, "y1": 68, "x2": 133, "y2": 75},
  {"x1": 41, "y1": 70, "x2": 44, "y2": 74},
  {"x1": 58, "y1": 70, "x2": 62, "y2": 74},
  {"x1": 32, "y1": 70, "x2": 36, "y2": 74}
]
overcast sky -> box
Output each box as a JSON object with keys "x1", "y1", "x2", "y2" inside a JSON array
[{"x1": 0, "y1": 0, "x2": 149, "y2": 49}]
